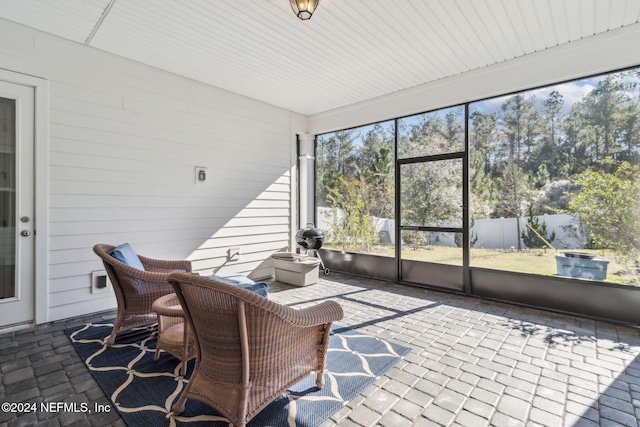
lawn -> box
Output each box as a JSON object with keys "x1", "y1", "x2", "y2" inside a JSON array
[{"x1": 325, "y1": 244, "x2": 640, "y2": 286}]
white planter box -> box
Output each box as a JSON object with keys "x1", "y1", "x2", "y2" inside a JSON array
[
  {"x1": 273, "y1": 256, "x2": 320, "y2": 287},
  {"x1": 555, "y1": 252, "x2": 610, "y2": 281}
]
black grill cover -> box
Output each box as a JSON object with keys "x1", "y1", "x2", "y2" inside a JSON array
[{"x1": 296, "y1": 227, "x2": 324, "y2": 250}]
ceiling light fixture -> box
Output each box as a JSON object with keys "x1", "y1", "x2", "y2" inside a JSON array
[{"x1": 290, "y1": 0, "x2": 319, "y2": 20}]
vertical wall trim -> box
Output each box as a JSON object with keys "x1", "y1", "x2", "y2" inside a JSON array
[
  {"x1": 463, "y1": 104, "x2": 470, "y2": 295},
  {"x1": 297, "y1": 133, "x2": 315, "y2": 228},
  {"x1": 295, "y1": 135, "x2": 301, "y2": 240},
  {"x1": 394, "y1": 119, "x2": 401, "y2": 283}
]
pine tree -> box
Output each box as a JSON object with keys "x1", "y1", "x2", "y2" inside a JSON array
[{"x1": 521, "y1": 205, "x2": 556, "y2": 249}]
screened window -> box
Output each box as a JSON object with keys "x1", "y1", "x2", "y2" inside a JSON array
[
  {"x1": 316, "y1": 121, "x2": 395, "y2": 256},
  {"x1": 469, "y1": 70, "x2": 640, "y2": 285},
  {"x1": 315, "y1": 67, "x2": 640, "y2": 286}
]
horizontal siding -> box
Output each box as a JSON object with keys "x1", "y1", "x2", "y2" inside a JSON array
[
  {"x1": 48, "y1": 293, "x2": 118, "y2": 323},
  {"x1": 0, "y1": 19, "x2": 305, "y2": 321}
]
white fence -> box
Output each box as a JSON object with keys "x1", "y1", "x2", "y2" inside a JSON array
[
  {"x1": 317, "y1": 208, "x2": 583, "y2": 250},
  {"x1": 472, "y1": 214, "x2": 582, "y2": 249}
]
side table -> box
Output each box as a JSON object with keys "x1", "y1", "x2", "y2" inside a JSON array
[{"x1": 152, "y1": 293, "x2": 196, "y2": 376}]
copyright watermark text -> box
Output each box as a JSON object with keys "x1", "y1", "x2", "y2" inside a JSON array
[{"x1": 1, "y1": 401, "x2": 111, "y2": 414}]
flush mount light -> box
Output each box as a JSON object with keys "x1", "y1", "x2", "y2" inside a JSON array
[{"x1": 290, "y1": 0, "x2": 320, "y2": 20}]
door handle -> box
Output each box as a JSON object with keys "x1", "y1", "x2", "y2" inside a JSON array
[{"x1": 21, "y1": 230, "x2": 31, "y2": 237}]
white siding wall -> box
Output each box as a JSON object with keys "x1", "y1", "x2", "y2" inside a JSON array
[{"x1": 0, "y1": 19, "x2": 306, "y2": 322}]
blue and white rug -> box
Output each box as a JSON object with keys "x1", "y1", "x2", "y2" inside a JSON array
[{"x1": 66, "y1": 320, "x2": 411, "y2": 427}]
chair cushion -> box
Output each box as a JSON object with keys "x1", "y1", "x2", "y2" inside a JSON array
[
  {"x1": 109, "y1": 243, "x2": 145, "y2": 271},
  {"x1": 210, "y1": 273, "x2": 256, "y2": 286},
  {"x1": 207, "y1": 274, "x2": 268, "y2": 298}
]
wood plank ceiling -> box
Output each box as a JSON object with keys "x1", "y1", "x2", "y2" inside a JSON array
[{"x1": 1, "y1": 0, "x2": 639, "y2": 115}]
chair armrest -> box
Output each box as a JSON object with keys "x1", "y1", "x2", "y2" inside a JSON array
[
  {"x1": 139, "y1": 255, "x2": 192, "y2": 273},
  {"x1": 279, "y1": 300, "x2": 344, "y2": 327},
  {"x1": 168, "y1": 272, "x2": 343, "y2": 327}
]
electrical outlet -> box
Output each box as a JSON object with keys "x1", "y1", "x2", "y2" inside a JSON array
[
  {"x1": 228, "y1": 247, "x2": 241, "y2": 261},
  {"x1": 91, "y1": 270, "x2": 111, "y2": 294}
]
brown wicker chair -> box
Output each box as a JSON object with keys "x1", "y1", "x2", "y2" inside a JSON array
[
  {"x1": 93, "y1": 244, "x2": 192, "y2": 346},
  {"x1": 168, "y1": 272, "x2": 344, "y2": 427}
]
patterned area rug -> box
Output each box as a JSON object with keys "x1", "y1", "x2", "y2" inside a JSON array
[{"x1": 66, "y1": 320, "x2": 411, "y2": 427}]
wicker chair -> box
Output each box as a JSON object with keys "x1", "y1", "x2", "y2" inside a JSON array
[
  {"x1": 168, "y1": 272, "x2": 344, "y2": 427},
  {"x1": 93, "y1": 244, "x2": 192, "y2": 346}
]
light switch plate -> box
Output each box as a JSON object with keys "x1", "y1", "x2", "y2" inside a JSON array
[{"x1": 195, "y1": 166, "x2": 207, "y2": 185}]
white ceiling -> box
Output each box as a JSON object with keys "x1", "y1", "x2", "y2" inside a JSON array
[{"x1": 1, "y1": 0, "x2": 640, "y2": 115}]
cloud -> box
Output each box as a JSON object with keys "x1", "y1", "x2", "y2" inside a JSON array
[
  {"x1": 529, "y1": 78, "x2": 602, "y2": 111},
  {"x1": 471, "y1": 76, "x2": 607, "y2": 115}
]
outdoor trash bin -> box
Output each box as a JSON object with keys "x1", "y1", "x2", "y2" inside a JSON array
[
  {"x1": 555, "y1": 251, "x2": 610, "y2": 281},
  {"x1": 271, "y1": 252, "x2": 321, "y2": 286}
]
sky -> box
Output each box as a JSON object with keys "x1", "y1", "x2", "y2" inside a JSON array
[{"x1": 471, "y1": 76, "x2": 604, "y2": 115}]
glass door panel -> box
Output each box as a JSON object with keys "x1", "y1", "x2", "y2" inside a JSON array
[
  {"x1": 400, "y1": 159, "x2": 463, "y2": 228},
  {"x1": 400, "y1": 230, "x2": 463, "y2": 266},
  {"x1": 0, "y1": 97, "x2": 15, "y2": 300},
  {"x1": 0, "y1": 80, "x2": 35, "y2": 328},
  {"x1": 398, "y1": 106, "x2": 465, "y2": 159},
  {"x1": 399, "y1": 156, "x2": 465, "y2": 290}
]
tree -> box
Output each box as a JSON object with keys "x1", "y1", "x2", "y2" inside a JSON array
[
  {"x1": 316, "y1": 130, "x2": 359, "y2": 207},
  {"x1": 560, "y1": 109, "x2": 589, "y2": 176},
  {"x1": 539, "y1": 90, "x2": 564, "y2": 177},
  {"x1": 498, "y1": 94, "x2": 539, "y2": 166},
  {"x1": 570, "y1": 75, "x2": 633, "y2": 170},
  {"x1": 532, "y1": 164, "x2": 550, "y2": 189},
  {"x1": 326, "y1": 175, "x2": 378, "y2": 253},
  {"x1": 566, "y1": 160, "x2": 640, "y2": 265},
  {"x1": 521, "y1": 205, "x2": 556, "y2": 249},
  {"x1": 470, "y1": 110, "x2": 499, "y2": 175},
  {"x1": 401, "y1": 160, "x2": 462, "y2": 228},
  {"x1": 359, "y1": 124, "x2": 395, "y2": 219},
  {"x1": 361, "y1": 145, "x2": 394, "y2": 219},
  {"x1": 533, "y1": 179, "x2": 580, "y2": 214},
  {"x1": 617, "y1": 94, "x2": 640, "y2": 163},
  {"x1": 469, "y1": 148, "x2": 494, "y2": 219},
  {"x1": 440, "y1": 108, "x2": 465, "y2": 150},
  {"x1": 584, "y1": 77, "x2": 624, "y2": 160},
  {"x1": 399, "y1": 107, "x2": 465, "y2": 158},
  {"x1": 495, "y1": 160, "x2": 532, "y2": 250}
]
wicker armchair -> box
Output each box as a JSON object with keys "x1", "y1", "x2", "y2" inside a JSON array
[
  {"x1": 168, "y1": 272, "x2": 344, "y2": 427},
  {"x1": 93, "y1": 244, "x2": 192, "y2": 346}
]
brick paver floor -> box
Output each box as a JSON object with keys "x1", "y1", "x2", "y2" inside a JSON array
[{"x1": 2, "y1": 272, "x2": 640, "y2": 426}]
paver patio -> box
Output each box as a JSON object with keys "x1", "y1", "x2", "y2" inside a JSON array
[{"x1": 1, "y1": 272, "x2": 639, "y2": 426}]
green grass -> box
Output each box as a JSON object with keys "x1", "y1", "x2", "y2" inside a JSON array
[{"x1": 324, "y1": 244, "x2": 640, "y2": 286}]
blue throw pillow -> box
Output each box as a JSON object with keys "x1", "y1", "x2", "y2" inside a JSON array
[
  {"x1": 210, "y1": 273, "x2": 256, "y2": 286},
  {"x1": 109, "y1": 243, "x2": 145, "y2": 271},
  {"x1": 237, "y1": 282, "x2": 269, "y2": 298},
  {"x1": 207, "y1": 274, "x2": 268, "y2": 298}
]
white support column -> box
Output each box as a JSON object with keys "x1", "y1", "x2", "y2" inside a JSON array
[{"x1": 298, "y1": 133, "x2": 315, "y2": 228}]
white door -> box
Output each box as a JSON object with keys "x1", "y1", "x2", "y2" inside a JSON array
[{"x1": 0, "y1": 81, "x2": 34, "y2": 327}]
